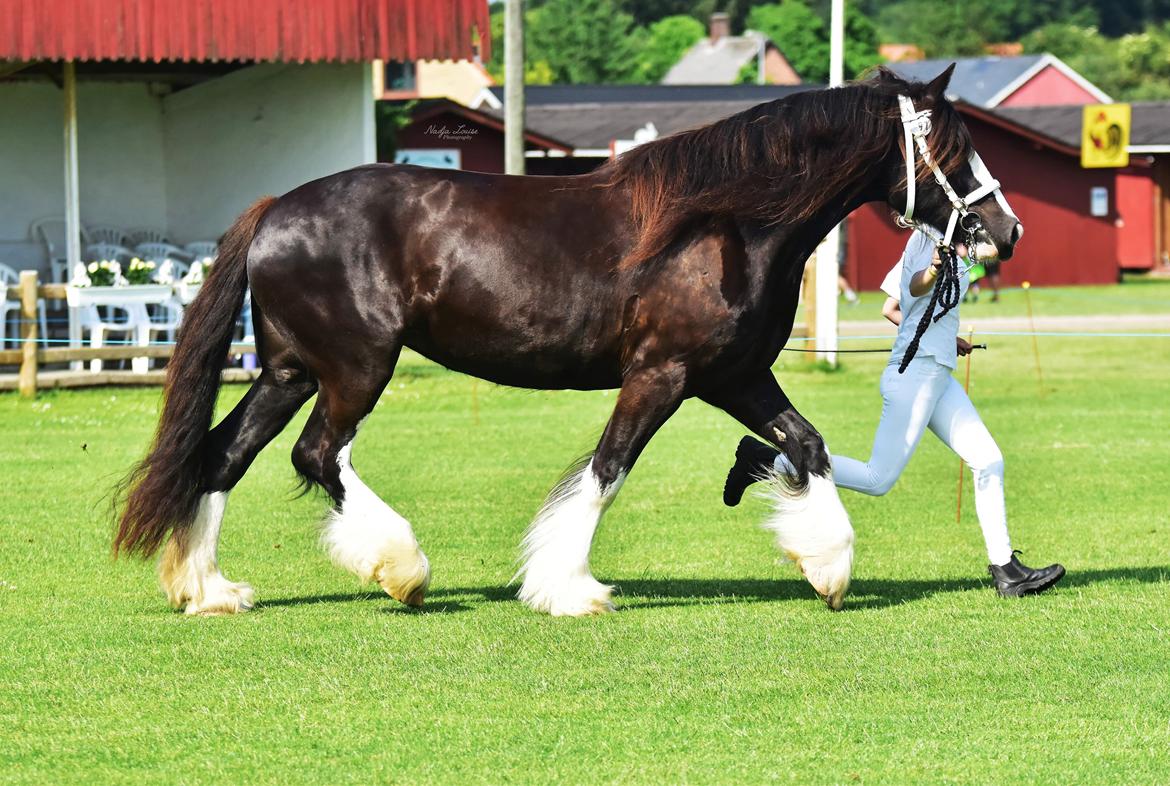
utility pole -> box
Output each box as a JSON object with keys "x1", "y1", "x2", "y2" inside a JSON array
[
  {"x1": 504, "y1": 0, "x2": 526, "y2": 175},
  {"x1": 814, "y1": 0, "x2": 845, "y2": 364}
]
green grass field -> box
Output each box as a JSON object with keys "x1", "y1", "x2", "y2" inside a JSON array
[{"x1": 2, "y1": 299, "x2": 1168, "y2": 783}]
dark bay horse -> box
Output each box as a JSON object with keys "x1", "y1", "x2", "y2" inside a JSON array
[{"x1": 115, "y1": 66, "x2": 1022, "y2": 616}]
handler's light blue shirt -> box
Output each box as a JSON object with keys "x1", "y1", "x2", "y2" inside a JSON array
[{"x1": 880, "y1": 231, "x2": 969, "y2": 369}]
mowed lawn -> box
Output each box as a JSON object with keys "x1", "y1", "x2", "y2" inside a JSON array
[{"x1": 1, "y1": 315, "x2": 1168, "y2": 783}]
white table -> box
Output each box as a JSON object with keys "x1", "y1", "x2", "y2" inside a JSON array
[{"x1": 65, "y1": 284, "x2": 177, "y2": 373}]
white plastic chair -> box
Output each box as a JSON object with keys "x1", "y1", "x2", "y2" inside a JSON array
[
  {"x1": 135, "y1": 242, "x2": 193, "y2": 266},
  {"x1": 0, "y1": 263, "x2": 50, "y2": 349},
  {"x1": 126, "y1": 228, "x2": 169, "y2": 246},
  {"x1": 183, "y1": 241, "x2": 218, "y2": 260},
  {"x1": 30, "y1": 217, "x2": 91, "y2": 284},
  {"x1": 87, "y1": 225, "x2": 130, "y2": 247},
  {"x1": 85, "y1": 243, "x2": 134, "y2": 263},
  {"x1": 142, "y1": 298, "x2": 184, "y2": 351},
  {"x1": 84, "y1": 303, "x2": 145, "y2": 373}
]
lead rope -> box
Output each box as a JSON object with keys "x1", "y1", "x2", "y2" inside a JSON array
[{"x1": 897, "y1": 244, "x2": 963, "y2": 373}]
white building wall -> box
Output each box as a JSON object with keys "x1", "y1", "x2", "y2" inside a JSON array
[
  {"x1": 163, "y1": 63, "x2": 375, "y2": 242},
  {"x1": 0, "y1": 63, "x2": 372, "y2": 275},
  {"x1": 0, "y1": 82, "x2": 167, "y2": 272}
]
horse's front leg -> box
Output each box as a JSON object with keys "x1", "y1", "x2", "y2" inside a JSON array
[
  {"x1": 518, "y1": 363, "x2": 687, "y2": 616},
  {"x1": 703, "y1": 370, "x2": 854, "y2": 609}
]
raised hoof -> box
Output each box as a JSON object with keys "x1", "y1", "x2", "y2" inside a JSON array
[
  {"x1": 376, "y1": 551, "x2": 431, "y2": 608},
  {"x1": 182, "y1": 580, "x2": 255, "y2": 616},
  {"x1": 518, "y1": 577, "x2": 615, "y2": 617}
]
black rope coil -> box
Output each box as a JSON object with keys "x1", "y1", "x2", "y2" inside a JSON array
[{"x1": 897, "y1": 244, "x2": 962, "y2": 373}]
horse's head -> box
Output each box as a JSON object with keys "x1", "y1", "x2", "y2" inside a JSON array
[{"x1": 881, "y1": 65, "x2": 1024, "y2": 260}]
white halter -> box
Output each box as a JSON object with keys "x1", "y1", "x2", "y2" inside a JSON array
[{"x1": 896, "y1": 94, "x2": 1015, "y2": 246}]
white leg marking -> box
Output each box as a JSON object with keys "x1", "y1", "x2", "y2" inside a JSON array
[
  {"x1": 517, "y1": 459, "x2": 625, "y2": 617},
  {"x1": 322, "y1": 440, "x2": 430, "y2": 607},
  {"x1": 158, "y1": 491, "x2": 255, "y2": 615},
  {"x1": 760, "y1": 471, "x2": 855, "y2": 610}
]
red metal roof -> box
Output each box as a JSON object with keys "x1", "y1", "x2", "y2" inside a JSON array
[{"x1": 1, "y1": 0, "x2": 489, "y2": 64}]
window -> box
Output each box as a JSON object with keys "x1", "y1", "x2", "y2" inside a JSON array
[{"x1": 385, "y1": 61, "x2": 416, "y2": 92}]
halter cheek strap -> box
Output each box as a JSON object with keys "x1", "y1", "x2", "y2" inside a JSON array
[{"x1": 896, "y1": 94, "x2": 1012, "y2": 246}]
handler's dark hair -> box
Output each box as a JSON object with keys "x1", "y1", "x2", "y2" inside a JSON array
[
  {"x1": 113, "y1": 196, "x2": 276, "y2": 557},
  {"x1": 601, "y1": 67, "x2": 970, "y2": 268}
]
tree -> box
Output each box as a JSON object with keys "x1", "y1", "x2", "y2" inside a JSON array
[
  {"x1": 528, "y1": 0, "x2": 641, "y2": 84},
  {"x1": 842, "y1": 4, "x2": 881, "y2": 78},
  {"x1": 636, "y1": 14, "x2": 706, "y2": 82},
  {"x1": 746, "y1": 1, "x2": 880, "y2": 83},
  {"x1": 485, "y1": 4, "x2": 558, "y2": 85},
  {"x1": 874, "y1": 1, "x2": 994, "y2": 57},
  {"x1": 747, "y1": 1, "x2": 829, "y2": 82},
  {"x1": 1021, "y1": 21, "x2": 1170, "y2": 101},
  {"x1": 1115, "y1": 22, "x2": 1170, "y2": 99}
]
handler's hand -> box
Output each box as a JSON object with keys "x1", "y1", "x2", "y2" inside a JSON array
[{"x1": 957, "y1": 337, "x2": 973, "y2": 356}]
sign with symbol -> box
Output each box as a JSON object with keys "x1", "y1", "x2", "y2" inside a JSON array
[{"x1": 1081, "y1": 104, "x2": 1130, "y2": 168}]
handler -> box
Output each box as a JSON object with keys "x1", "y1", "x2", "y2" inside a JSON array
[{"x1": 724, "y1": 230, "x2": 1065, "y2": 597}]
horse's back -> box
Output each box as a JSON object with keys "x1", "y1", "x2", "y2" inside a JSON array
[{"x1": 245, "y1": 164, "x2": 633, "y2": 389}]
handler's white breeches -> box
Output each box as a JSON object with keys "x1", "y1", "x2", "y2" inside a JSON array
[{"x1": 779, "y1": 356, "x2": 1013, "y2": 565}]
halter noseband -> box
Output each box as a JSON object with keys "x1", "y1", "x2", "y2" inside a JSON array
[{"x1": 895, "y1": 94, "x2": 1010, "y2": 246}]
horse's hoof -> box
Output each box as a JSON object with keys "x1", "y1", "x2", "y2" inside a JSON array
[
  {"x1": 819, "y1": 589, "x2": 847, "y2": 611},
  {"x1": 519, "y1": 576, "x2": 615, "y2": 617},
  {"x1": 377, "y1": 550, "x2": 431, "y2": 608},
  {"x1": 183, "y1": 579, "x2": 254, "y2": 616}
]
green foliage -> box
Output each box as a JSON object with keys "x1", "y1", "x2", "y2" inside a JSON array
[
  {"x1": 747, "y1": 1, "x2": 879, "y2": 82},
  {"x1": 636, "y1": 14, "x2": 706, "y2": 82},
  {"x1": 483, "y1": 0, "x2": 1169, "y2": 98},
  {"x1": 374, "y1": 100, "x2": 417, "y2": 161},
  {"x1": 528, "y1": 0, "x2": 642, "y2": 84},
  {"x1": 874, "y1": 1, "x2": 996, "y2": 57},
  {"x1": 485, "y1": 4, "x2": 557, "y2": 84},
  {"x1": 747, "y1": 2, "x2": 829, "y2": 82},
  {"x1": 841, "y1": 4, "x2": 882, "y2": 78},
  {"x1": 1022, "y1": 21, "x2": 1170, "y2": 101}
]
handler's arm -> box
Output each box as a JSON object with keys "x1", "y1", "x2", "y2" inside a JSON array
[
  {"x1": 882, "y1": 297, "x2": 902, "y2": 326},
  {"x1": 909, "y1": 248, "x2": 943, "y2": 297}
]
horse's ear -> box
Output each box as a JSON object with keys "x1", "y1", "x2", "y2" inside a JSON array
[{"x1": 926, "y1": 63, "x2": 956, "y2": 101}]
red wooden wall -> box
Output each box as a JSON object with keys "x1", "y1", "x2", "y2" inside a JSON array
[
  {"x1": 846, "y1": 113, "x2": 1119, "y2": 289},
  {"x1": 998, "y1": 65, "x2": 1101, "y2": 107},
  {"x1": 1116, "y1": 166, "x2": 1156, "y2": 269}
]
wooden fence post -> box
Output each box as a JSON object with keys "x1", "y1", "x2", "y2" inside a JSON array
[{"x1": 19, "y1": 271, "x2": 39, "y2": 398}]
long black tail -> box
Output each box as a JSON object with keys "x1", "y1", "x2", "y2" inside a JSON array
[{"x1": 113, "y1": 196, "x2": 277, "y2": 557}]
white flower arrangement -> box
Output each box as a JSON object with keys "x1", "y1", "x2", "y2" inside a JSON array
[
  {"x1": 183, "y1": 257, "x2": 214, "y2": 286},
  {"x1": 124, "y1": 257, "x2": 157, "y2": 285},
  {"x1": 75, "y1": 259, "x2": 125, "y2": 287},
  {"x1": 156, "y1": 260, "x2": 176, "y2": 285}
]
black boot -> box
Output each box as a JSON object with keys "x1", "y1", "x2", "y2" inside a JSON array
[
  {"x1": 723, "y1": 436, "x2": 781, "y2": 507},
  {"x1": 988, "y1": 551, "x2": 1065, "y2": 597}
]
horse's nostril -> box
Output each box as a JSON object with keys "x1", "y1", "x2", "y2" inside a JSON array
[{"x1": 1011, "y1": 223, "x2": 1024, "y2": 243}]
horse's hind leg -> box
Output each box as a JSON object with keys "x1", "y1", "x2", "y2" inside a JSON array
[
  {"x1": 291, "y1": 363, "x2": 430, "y2": 608},
  {"x1": 160, "y1": 365, "x2": 316, "y2": 615}
]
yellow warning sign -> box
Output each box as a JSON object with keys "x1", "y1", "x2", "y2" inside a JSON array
[{"x1": 1081, "y1": 104, "x2": 1130, "y2": 168}]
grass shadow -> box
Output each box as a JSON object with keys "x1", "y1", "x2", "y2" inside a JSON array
[
  {"x1": 428, "y1": 565, "x2": 1168, "y2": 612},
  {"x1": 258, "y1": 592, "x2": 471, "y2": 614},
  {"x1": 255, "y1": 566, "x2": 1166, "y2": 614}
]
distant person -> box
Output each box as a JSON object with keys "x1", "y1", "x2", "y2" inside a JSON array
[
  {"x1": 724, "y1": 230, "x2": 1065, "y2": 597},
  {"x1": 837, "y1": 218, "x2": 859, "y2": 305}
]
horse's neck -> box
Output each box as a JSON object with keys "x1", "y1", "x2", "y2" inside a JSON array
[{"x1": 757, "y1": 191, "x2": 874, "y2": 290}]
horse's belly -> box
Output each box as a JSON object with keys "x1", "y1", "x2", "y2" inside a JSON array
[{"x1": 403, "y1": 331, "x2": 622, "y2": 391}]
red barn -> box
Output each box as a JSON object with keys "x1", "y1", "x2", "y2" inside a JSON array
[{"x1": 1000, "y1": 103, "x2": 1170, "y2": 272}]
